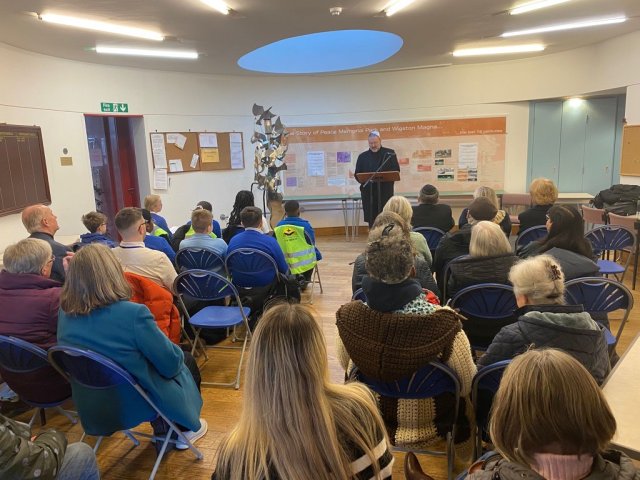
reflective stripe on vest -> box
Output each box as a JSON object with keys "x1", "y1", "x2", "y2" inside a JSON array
[
  {"x1": 185, "y1": 225, "x2": 217, "y2": 239},
  {"x1": 274, "y1": 224, "x2": 317, "y2": 274}
]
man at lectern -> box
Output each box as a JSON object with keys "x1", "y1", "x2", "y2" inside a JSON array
[{"x1": 355, "y1": 130, "x2": 400, "y2": 227}]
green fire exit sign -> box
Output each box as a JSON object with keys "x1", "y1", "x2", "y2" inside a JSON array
[{"x1": 101, "y1": 102, "x2": 129, "y2": 113}]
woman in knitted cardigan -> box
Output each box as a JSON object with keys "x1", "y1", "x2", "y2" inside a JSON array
[{"x1": 336, "y1": 219, "x2": 477, "y2": 459}]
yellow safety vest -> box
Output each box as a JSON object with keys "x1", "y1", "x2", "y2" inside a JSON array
[
  {"x1": 274, "y1": 225, "x2": 317, "y2": 274},
  {"x1": 153, "y1": 226, "x2": 169, "y2": 237},
  {"x1": 185, "y1": 226, "x2": 217, "y2": 239}
]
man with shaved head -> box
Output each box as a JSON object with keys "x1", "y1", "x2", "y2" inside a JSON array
[{"x1": 21, "y1": 204, "x2": 71, "y2": 283}]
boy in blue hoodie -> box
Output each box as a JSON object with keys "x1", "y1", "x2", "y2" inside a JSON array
[{"x1": 79, "y1": 211, "x2": 117, "y2": 248}]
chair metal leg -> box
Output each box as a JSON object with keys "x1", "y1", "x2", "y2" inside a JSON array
[
  {"x1": 149, "y1": 427, "x2": 173, "y2": 480},
  {"x1": 54, "y1": 406, "x2": 78, "y2": 425},
  {"x1": 27, "y1": 408, "x2": 40, "y2": 427},
  {"x1": 93, "y1": 436, "x2": 103, "y2": 453},
  {"x1": 123, "y1": 430, "x2": 140, "y2": 446}
]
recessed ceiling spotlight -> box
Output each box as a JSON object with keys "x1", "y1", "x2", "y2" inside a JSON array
[
  {"x1": 200, "y1": 0, "x2": 231, "y2": 15},
  {"x1": 567, "y1": 97, "x2": 584, "y2": 107},
  {"x1": 510, "y1": 0, "x2": 571, "y2": 15},
  {"x1": 502, "y1": 16, "x2": 627, "y2": 37},
  {"x1": 39, "y1": 13, "x2": 164, "y2": 41},
  {"x1": 453, "y1": 44, "x2": 545, "y2": 56},
  {"x1": 383, "y1": 0, "x2": 415, "y2": 17},
  {"x1": 96, "y1": 46, "x2": 198, "y2": 59}
]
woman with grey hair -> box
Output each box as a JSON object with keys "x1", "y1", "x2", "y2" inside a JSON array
[
  {"x1": 0, "y1": 238, "x2": 61, "y2": 349},
  {"x1": 478, "y1": 255, "x2": 610, "y2": 384}
]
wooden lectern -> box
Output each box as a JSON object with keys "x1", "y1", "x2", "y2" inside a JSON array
[{"x1": 355, "y1": 170, "x2": 401, "y2": 223}]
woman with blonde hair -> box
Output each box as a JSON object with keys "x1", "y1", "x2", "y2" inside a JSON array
[
  {"x1": 467, "y1": 349, "x2": 638, "y2": 480},
  {"x1": 478, "y1": 255, "x2": 609, "y2": 384},
  {"x1": 213, "y1": 302, "x2": 394, "y2": 479},
  {"x1": 383, "y1": 195, "x2": 431, "y2": 263},
  {"x1": 518, "y1": 177, "x2": 558, "y2": 233},
  {"x1": 144, "y1": 194, "x2": 172, "y2": 241},
  {"x1": 459, "y1": 186, "x2": 511, "y2": 236},
  {"x1": 58, "y1": 243, "x2": 206, "y2": 449}
]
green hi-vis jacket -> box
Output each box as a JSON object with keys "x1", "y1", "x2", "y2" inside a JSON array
[{"x1": 274, "y1": 224, "x2": 317, "y2": 274}]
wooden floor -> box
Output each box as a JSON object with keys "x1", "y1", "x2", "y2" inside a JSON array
[{"x1": 19, "y1": 235, "x2": 640, "y2": 479}]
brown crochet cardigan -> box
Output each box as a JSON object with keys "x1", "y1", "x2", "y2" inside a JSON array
[{"x1": 336, "y1": 301, "x2": 462, "y2": 382}]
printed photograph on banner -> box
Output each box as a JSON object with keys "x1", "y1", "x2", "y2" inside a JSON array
[
  {"x1": 468, "y1": 169, "x2": 478, "y2": 181},
  {"x1": 435, "y1": 158, "x2": 445, "y2": 165},
  {"x1": 435, "y1": 149, "x2": 452, "y2": 158},
  {"x1": 286, "y1": 177, "x2": 298, "y2": 187},
  {"x1": 399, "y1": 157, "x2": 410, "y2": 166},
  {"x1": 413, "y1": 149, "x2": 432, "y2": 159},
  {"x1": 437, "y1": 167, "x2": 455, "y2": 181},
  {"x1": 337, "y1": 151, "x2": 351, "y2": 163},
  {"x1": 417, "y1": 164, "x2": 432, "y2": 172},
  {"x1": 458, "y1": 169, "x2": 469, "y2": 181}
]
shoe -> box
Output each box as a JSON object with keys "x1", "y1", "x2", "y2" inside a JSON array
[{"x1": 175, "y1": 418, "x2": 208, "y2": 450}]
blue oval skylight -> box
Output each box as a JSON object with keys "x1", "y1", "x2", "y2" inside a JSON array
[{"x1": 238, "y1": 30, "x2": 404, "y2": 74}]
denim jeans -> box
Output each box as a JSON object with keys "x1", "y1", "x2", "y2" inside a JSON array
[{"x1": 57, "y1": 442, "x2": 100, "y2": 480}]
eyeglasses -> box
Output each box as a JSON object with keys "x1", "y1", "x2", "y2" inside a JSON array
[
  {"x1": 545, "y1": 214, "x2": 551, "y2": 221},
  {"x1": 47, "y1": 255, "x2": 55, "y2": 264}
]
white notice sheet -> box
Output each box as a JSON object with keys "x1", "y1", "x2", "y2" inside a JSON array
[
  {"x1": 199, "y1": 133, "x2": 218, "y2": 148},
  {"x1": 229, "y1": 132, "x2": 244, "y2": 169},
  {"x1": 150, "y1": 133, "x2": 167, "y2": 168},
  {"x1": 153, "y1": 168, "x2": 168, "y2": 190},
  {"x1": 307, "y1": 151, "x2": 325, "y2": 177},
  {"x1": 458, "y1": 143, "x2": 479, "y2": 169}
]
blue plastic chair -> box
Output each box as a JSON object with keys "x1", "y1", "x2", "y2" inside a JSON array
[
  {"x1": 450, "y1": 283, "x2": 517, "y2": 350},
  {"x1": 471, "y1": 360, "x2": 511, "y2": 459},
  {"x1": 351, "y1": 362, "x2": 461, "y2": 480},
  {"x1": 515, "y1": 225, "x2": 548, "y2": 251},
  {"x1": 173, "y1": 270, "x2": 251, "y2": 389},
  {"x1": 413, "y1": 227, "x2": 446, "y2": 258},
  {"x1": 351, "y1": 288, "x2": 367, "y2": 302},
  {"x1": 225, "y1": 247, "x2": 281, "y2": 288},
  {"x1": 564, "y1": 277, "x2": 634, "y2": 354},
  {"x1": 175, "y1": 246, "x2": 227, "y2": 275},
  {"x1": 48, "y1": 346, "x2": 203, "y2": 480},
  {"x1": 585, "y1": 225, "x2": 635, "y2": 281},
  {"x1": 0, "y1": 335, "x2": 76, "y2": 427}
]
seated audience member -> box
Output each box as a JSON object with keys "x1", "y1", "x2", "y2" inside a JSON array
[
  {"x1": 227, "y1": 207, "x2": 289, "y2": 288},
  {"x1": 518, "y1": 205, "x2": 599, "y2": 280},
  {"x1": 478, "y1": 255, "x2": 609, "y2": 384},
  {"x1": 179, "y1": 208, "x2": 228, "y2": 261},
  {"x1": 383, "y1": 195, "x2": 431, "y2": 264},
  {"x1": 213, "y1": 302, "x2": 393, "y2": 479},
  {"x1": 112, "y1": 207, "x2": 177, "y2": 291},
  {"x1": 222, "y1": 190, "x2": 270, "y2": 244},
  {"x1": 459, "y1": 186, "x2": 512, "y2": 236},
  {"x1": 0, "y1": 412, "x2": 99, "y2": 479},
  {"x1": 276, "y1": 199, "x2": 322, "y2": 260},
  {"x1": 21, "y1": 204, "x2": 72, "y2": 283},
  {"x1": 58, "y1": 244, "x2": 207, "y2": 448},
  {"x1": 0, "y1": 239, "x2": 61, "y2": 349},
  {"x1": 141, "y1": 209, "x2": 176, "y2": 263},
  {"x1": 433, "y1": 196, "x2": 499, "y2": 291},
  {"x1": 411, "y1": 184, "x2": 455, "y2": 232},
  {"x1": 144, "y1": 194, "x2": 172, "y2": 241},
  {"x1": 352, "y1": 211, "x2": 439, "y2": 298},
  {"x1": 172, "y1": 201, "x2": 223, "y2": 250},
  {"x1": 466, "y1": 349, "x2": 638, "y2": 480},
  {"x1": 448, "y1": 221, "x2": 517, "y2": 298},
  {"x1": 337, "y1": 221, "x2": 475, "y2": 458},
  {"x1": 79, "y1": 211, "x2": 116, "y2": 248},
  {"x1": 518, "y1": 177, "x2": 558, "y2": 233}
]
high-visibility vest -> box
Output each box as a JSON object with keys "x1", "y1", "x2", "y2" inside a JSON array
[
  {"x1": 274, "y1": 225, "x2": 317, "y2": 274},
  {"x1": 185, "y1": 226, "x2": 217, "y2": 239},
  {"x1": 152, "y1": 226, "x2": 169, "y2": 237}
]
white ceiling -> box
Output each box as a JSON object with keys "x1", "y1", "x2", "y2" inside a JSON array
[{"x1": 0, "y1": 0, "x2": 639, "y2": 76}]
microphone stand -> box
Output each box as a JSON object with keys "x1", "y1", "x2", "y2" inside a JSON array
[{"x1": 361, "y1": 151, "x2": 396, "y2": 227}]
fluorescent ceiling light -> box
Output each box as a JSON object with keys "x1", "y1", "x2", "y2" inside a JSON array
[
  {"x1": 453, "y1": 44, "x2": 545, "y2": 56},
  {"x1": 502, "y1": 16, "x2": 627, "y2": 37},
  {"x1": 384, "y1": 0, "x2": 415, "y2": 16},
  {"x1": 96, "y1": 46, "x2": 198, "y2": 59},
  {"x1": 200, "y1": 0, "x2": 230, "y2": 15},
  {"x1": 510, "y1": 0, "x2": 571, "y2": 15},
  {"x1": 39, "y1": 13, "x2": 163, "y2": 41}
]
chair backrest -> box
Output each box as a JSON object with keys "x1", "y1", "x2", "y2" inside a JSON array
[
  {"x1": 515, "y1": 225, "x2": 548, "y2": 251},
  {"x1": 564, "y1": 277, "x2": 634, "y2": 342},
  {"x1": 48, "y1": 346, "x2": 159, "y2": 435},
  {"x1": 442, "y1": 254, "x2": 470, "y2": 300},
  {"x1": 607, "y1": 212, "x2": 636, "y2": 231},
  {"x1": 274, "y1": 224, "x2": 317, "y2": 274},
  {"x1": 173, "y1": 269, "x2": 242, "y2": 303},
  {"x1": 501, "y1": 193, "x2": 531, "y2": 212},
  {"x1": 352, "y1": 288, "x2": 367, "y2": 302},
  {"x1": 225, "y1": 247, "x2": 280, "y2": 288},
  {"x1": 0, "y1": 335, "x2": 70, "y2": 405},
  {"x1": 581, "y1": 205, "x2": 607, "y2": 229},
  {"x1": 450, "y1": 283, "x2": 516, "y2": 320},
  {"x1": 471, "y1": 360, "x2": 511, "y2": 447},
  {"x1": 412, "y1": 227, "x2": 446, "y2": 254},
  {"x1": 175, "y1": 246, "x2": 226, "y2": 274},
  {"x1": 585, "y1": 225, "x2": 635, "y2": 255}
]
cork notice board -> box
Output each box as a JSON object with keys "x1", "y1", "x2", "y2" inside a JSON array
[
  {"x1": 149, "y1": 131, "x2": 244, "y2": 173},
  {"x1": 621, "y1": 125, "x2": 640, "y2": 176}
]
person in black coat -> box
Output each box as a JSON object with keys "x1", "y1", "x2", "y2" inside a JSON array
[
  {"x1": 458, "y1": 186, "x2": 511, "y2": 237},
  {"x1": 411, "y1": 184, "x2": 455, "y2": 232},
  {"x1": 517, "y1": 177, "x2": 558, "y2": 233},
  {"x1": 354, "y1": 130, "x2": 400, "y2": 227}
]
